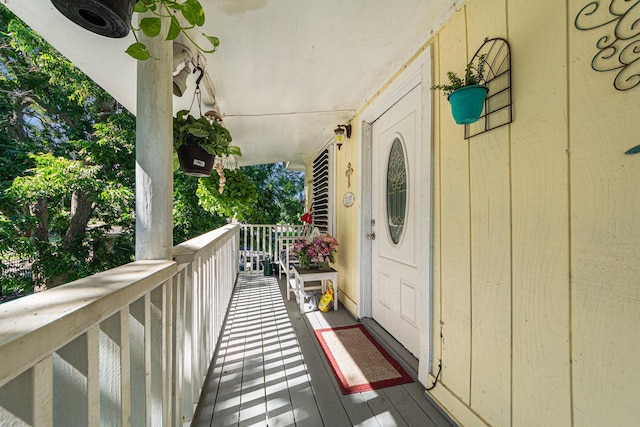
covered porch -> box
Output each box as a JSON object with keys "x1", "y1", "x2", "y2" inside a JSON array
[
  {"x1": 0, "y1": 224, "x2": 453, "y2": 426},
  {"x1": 192, "y1": 270, "x2": 453, "y2": 427},
  {"x1": 3, "y1": 0, "x2": 640, "y2": 425}
]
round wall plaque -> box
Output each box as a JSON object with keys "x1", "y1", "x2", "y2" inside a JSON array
[{"x1": 343, "y1": 191, "x2": 355, "y2": 207}]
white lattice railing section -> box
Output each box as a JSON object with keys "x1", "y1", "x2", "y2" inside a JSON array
[{"x1": 0, "y1": 224, "x2": 239, "y2": 426}]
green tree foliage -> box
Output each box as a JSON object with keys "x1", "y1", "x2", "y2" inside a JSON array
[
  {"x1": 0, "y1": 5, "x2": 305, "y2": 298},
  {"x1": 242, "y1": 163, "x2": 304, "y2": 225},
  {"x1": 173, "y1": 170, "x2": 226, "y2": 244},
  {"x1": 0, "y1": 6, "x2": 135, "y2": 291}
]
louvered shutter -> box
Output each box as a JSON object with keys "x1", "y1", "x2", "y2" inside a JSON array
[{"x1": 312, "y1": 149, "x2": 331, "y2": 234}]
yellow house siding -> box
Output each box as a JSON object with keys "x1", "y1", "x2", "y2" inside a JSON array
[
  {"x1": 324, "y1": 0, "x2": 640, "y2": 425},
  {"x1": 436, "y1": 10, "x2": 473, "y2": 407},
  {"x1": 334, "y1": 124, "x2": 360, "y2": 316},
  {"x1": 569, "y1": 1, "x2": 640, "y2": 425},
  {"x1": 469, "y1": 125, "x2": 511, "y2": 427},
  {"x1": 509, "y1": 0, "x2": 573, "y2": 425},
  {"x1": 466, "y1": 1, "x2": 512, "y2": 425}
]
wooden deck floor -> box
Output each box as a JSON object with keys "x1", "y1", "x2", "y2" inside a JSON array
[{"x1": 191, "y1": 272, "x2": 456, "y2": 427}]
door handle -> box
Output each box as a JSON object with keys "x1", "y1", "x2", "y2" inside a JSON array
[{"x1": 367, "y1": 232, "x2": 376, "y2": 240}]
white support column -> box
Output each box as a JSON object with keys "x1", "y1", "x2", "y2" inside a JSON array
[{"x1": 135, "y1": 30, "x2": 173, "y2": 260}]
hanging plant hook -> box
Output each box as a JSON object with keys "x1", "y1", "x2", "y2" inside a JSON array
[
  {"x1": 194, "y1": 66, "x2": 204, "y2": 87},
  {"x1": 189, "y1": 66, "x2": 205, "y2": 116}
]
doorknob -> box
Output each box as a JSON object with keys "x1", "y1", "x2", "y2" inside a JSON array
[{"x1": 367, "y1": 232, "x2": 376, "y2": 240}]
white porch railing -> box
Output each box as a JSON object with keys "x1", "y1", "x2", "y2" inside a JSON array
[
  {"x1": 239, "y1": 224, "x2": 305, "y2": 272},
  {"x1": 0, "y1": 224, "x2": 239, "y2": 426}
]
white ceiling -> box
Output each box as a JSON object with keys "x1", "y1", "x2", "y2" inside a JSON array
[{"x1": 4, "y1": 0, "x2": 459, "y2": 168}]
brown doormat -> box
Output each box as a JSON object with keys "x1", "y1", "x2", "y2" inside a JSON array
[{"x1": 314, "y1": 324, "x2": 413, "y2": 394}]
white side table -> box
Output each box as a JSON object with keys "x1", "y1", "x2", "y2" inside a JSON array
[{"x1": 290, "y1": 266, "x2": 339, "y2": 313}]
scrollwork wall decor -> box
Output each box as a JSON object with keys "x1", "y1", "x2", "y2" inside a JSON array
[{"x1": 575, "y1": 1, "x2": 640, "y2": 91}]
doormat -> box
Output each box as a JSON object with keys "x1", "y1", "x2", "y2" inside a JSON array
[{"x1": 314, "y1": 324, "x2": 413, "y2": 394}]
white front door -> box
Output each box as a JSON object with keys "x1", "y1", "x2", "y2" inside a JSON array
[{"x1": 371, "y1": 84, "x2": 422, "y2": 357}]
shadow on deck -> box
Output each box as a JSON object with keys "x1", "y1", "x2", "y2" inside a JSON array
[{"x1": 192, "y1": 272, "x2": 456, "y2": 427}]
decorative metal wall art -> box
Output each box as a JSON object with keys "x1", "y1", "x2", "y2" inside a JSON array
[
  {"x1": 624, "y1": 144, "x2": 640, "y2": 155},
  {"x1": 465, "y1": 38, "x2": 513, "y2": 139},
  {"x1": 575, "y1": 1, "x2": 640, "y2": 91}
]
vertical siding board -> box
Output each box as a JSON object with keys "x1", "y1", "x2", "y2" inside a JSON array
[
  {"x1": 469, "y1": 127, "x2": 512, "y2": 426},
  {"x1": 569, "y1": 0, "x2": 640, "y2": 424},
  {"x1": 509, "y1": 0, "x2": 572, "y2": 425},
  {"x1": 465, "y1": 2, "x2": 512, "y2": 425},
  {"x1": 436, "y1": 9, "x2": 473, "y2": 404},
  {"x1": 430, "y1": 35, "x2": 444, "y2": 380}
]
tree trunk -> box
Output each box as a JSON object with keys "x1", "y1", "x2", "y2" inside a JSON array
[
  {"x1": 40, "y1": 189, "x2": 96, "y2": 289},
  {"x1": 31, "y1": 198, "x2": 49, "y2": 242},
  {"x1": 63, "y1": 188, "x2": 96, "y2": 249}
]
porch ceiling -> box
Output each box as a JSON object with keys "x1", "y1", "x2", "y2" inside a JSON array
[{"x1": 4, "y1": 0, "x2": 458, "y2": 168}]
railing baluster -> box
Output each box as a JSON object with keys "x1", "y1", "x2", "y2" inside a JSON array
[
  {"x1": 120, "y1": 307, "x2": 131, "y2": 427},
  {"x1": 87, "y1": 325, "x2": 99, "y2": 427},
  {"x1": 34, "y1": 357, "x2": 53, "y2": 427},
  {"x1": 162, "y1": 279, "x2": 173, "y2": 426}
]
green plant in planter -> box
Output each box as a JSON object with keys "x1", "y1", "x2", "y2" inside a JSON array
[
  {"x1": 431, "y1": 54, "x2": 489, "y2": 125},
  {"x1": 431, "y1": 54, "x2": 488, "y2": 97},
  {"x1": 127, "y1": 0, "x2": 220, "y2": 60},
  {"x1": 173, "y1": 110, "x2": 242, "y2": 188},
  {"x1": 173, "y1": 110, "x2": 240, "y2": 156}
]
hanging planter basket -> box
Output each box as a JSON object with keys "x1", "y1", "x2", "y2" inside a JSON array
[
  {"x1": 50, "y1": 0, "x2": 135, "y2": 38},
  {"x1": 177, "y1": 145, "x2": 215, "y2": 177},
  {"x1": 447, "y1": 85, "x2": 489, "y2": 125}
]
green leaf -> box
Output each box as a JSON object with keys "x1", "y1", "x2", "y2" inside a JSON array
[
  {"x1": 140, "y1": 17, "x2": 162, "y2": 37},
  {"x1": 190, "y1": 129, "x2": 210, "y2": 139},
  {"x1": 134, "y1": 1, "x2": 149, "y2": 13},
  {"x1": 182, "y1": 0, "x2": 205, "y2": 26},
  {"x1": 228, "y1": 146, "x2": 242, "y2": 156},
  {"x1": 203, "y1": 34, "x2": 220, "y2": 50},
  {"x1": 125, "y1": 43, "x2": 150, "y2": 60},
  {"x1": 166, "y1": 16, "x2": 181, "y2": 40},
  {"x1": 176, "y1": 110, "x2": 190, "y2": 121}
]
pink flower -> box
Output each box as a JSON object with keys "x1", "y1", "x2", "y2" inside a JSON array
[{"x1": 290, "y1": 233, "x2": 338, "y2": 264}]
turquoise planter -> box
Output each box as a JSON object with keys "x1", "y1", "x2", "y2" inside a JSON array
[{"x1": 447, "y1": 85, "x2": 488, "y2": 125}]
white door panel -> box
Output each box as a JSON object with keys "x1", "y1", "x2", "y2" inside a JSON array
[{"x1": 371, "y1": 85, "x2": 421, "y2": 356}]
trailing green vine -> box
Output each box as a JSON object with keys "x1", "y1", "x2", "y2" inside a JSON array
[
  {"x1": 127, "y1": 0, "x2": 219, "y2": 60},
  {"x1": 197, "y1": 169, "x2": 258, "y2": 221}
]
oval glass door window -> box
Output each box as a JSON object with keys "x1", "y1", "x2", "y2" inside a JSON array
[{"x1": 386, "y1": 137, "x2": 407, "y2": 245}]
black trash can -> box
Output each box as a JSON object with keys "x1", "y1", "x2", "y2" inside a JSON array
[{"x1": 263, "y1": 258, "x2": 273, "y2": 276}]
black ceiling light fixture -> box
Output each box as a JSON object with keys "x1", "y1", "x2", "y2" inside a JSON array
[
  {"x1": 334, "y1": 124, "x2": 352, "y2": 150},
  {"x1": 50, "y1": 0, "x2": 135, "y2": 38}
]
